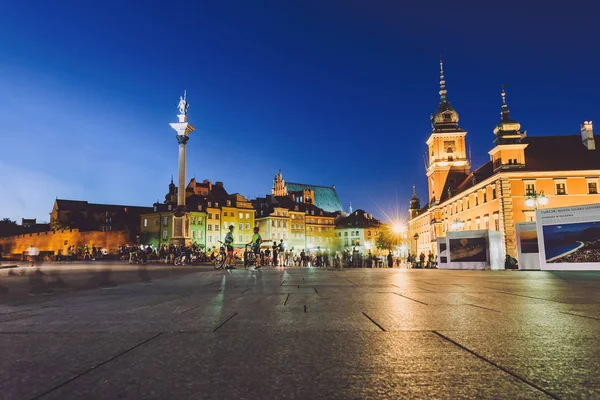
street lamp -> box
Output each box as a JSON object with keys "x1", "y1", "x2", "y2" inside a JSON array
[
  {"x1": 413, "y1": 233, "x2": 419, "y2": 254},
  {"x1": 450, "y1": 218, "x2": 465, "y2": 231},
  {"x1": 525, "y1": 190, "x2": 548, "y2": 209}
]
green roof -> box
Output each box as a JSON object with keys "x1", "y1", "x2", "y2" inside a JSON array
[{"x1": 285, "y1": 182, "x2": 343, "y2": 213}]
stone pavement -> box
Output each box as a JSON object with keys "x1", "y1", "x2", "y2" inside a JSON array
[{"x1": 1, "y1": 267, "x2": 599, "y2": 399}]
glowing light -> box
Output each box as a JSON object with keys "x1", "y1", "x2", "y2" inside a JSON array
[
  {"x1": 365, "y1": 242, "x2": 372, "y2": 250},
  {"x1": 525, "y1": 197, "x2": 535, "y2": 208},
  {"x1": 538, "y1": 194, "x2": 548, "y2": 206},
  {"x1": 393, "y1": 223, "x2": 405, "y2": 234}
]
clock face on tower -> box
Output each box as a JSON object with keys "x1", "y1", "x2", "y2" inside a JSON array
[{"x1": 444, "y1": 140, "x2": 456, "y2": 154}]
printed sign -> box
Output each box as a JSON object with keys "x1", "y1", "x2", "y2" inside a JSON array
[{"x1": 536, "y1": 204, "x2": 600, "y2": 270}]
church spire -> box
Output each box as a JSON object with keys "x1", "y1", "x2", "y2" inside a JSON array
[
  {"x1": 431, "y1": 59, "x2": 461, "y2": 133},
  {"x1": 501, "y1": 84, "x2": 510, "y2": 121},
  {"x1": 439, "y1": 58, "x2": 447, "y2": 101},
  {"x1": 493, "y1": 85, "x2": 526, "y2": 145}
]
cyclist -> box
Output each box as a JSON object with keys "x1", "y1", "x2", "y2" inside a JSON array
[
  {"x1": 249, "y1": 226, "x2": 262, "y2": 269},
  {"x1": 224, "y1": 225, "x2": 236, "y2": 269}
]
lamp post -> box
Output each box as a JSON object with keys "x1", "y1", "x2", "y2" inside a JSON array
[
  {"x1": 413, "y1": 233, "x2": 419, "y2": 255},
  {"x1": 525, "y1": 190, "x2": 548, "y2": 210}
]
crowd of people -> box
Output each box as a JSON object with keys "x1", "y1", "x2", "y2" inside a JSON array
[{"x1": 9, "y1": 231, "x2": 436, "y2": 270}]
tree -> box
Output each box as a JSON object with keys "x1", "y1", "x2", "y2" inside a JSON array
[
  {"x1": 0, "y1": 218, "x2": 19, "y2": 237},
  {"x1": 375, "y1": 228, "x2": 396, "y2": 251}
]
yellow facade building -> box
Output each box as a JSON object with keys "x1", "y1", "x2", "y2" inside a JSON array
[
  {"x1": 253, "y1": 194, "x2": 336, "y2": 252},
  {"x1": 409, "y1": 62, "x2": 600, "y2": 258},
  {"x1": 140, "y1": 178, "x2": 255, "y2": 250}
]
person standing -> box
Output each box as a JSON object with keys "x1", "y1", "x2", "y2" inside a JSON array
[
  {"x1": 316, "y1": 246, "x2": 323, "y2": 268},
  {"x1": 387, "y1": 251, "x2": 393, "y2": 268},
  {"x1": 27, "y1": 244, "x2": 40, "y2": 267},
  {"x1": 249, "y1": 226, "x2": 262, "y2": 269},
  {"x1": 272, "y1": 241, "x2": 278, "y2": 267},
  {"x1": 224, "y1": 225, "x2": 236, "y2": 269}
]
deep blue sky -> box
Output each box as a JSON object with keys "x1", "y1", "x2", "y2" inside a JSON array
[{"x1": 1, "y1": 1, "x2": 599, "y2": 223}]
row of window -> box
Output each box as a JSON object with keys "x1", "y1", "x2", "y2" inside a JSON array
[
  {"x1": 444, "y1": 185, "x2": 498, "y2": 216},
  {"x1": 442, "y1": 214, "x2": 500, "y2": 233},
  {"x1": 272, "y1": 220, "x2": 288, "y2": 228},
  {"x1": 306, "y1": 219, "x2": 333, "y2": 224},
  {"x1": 307, "y1": 226, "x2": 332, "y2": 232},
  {"x1": 525, "y1": 180, "x2": 598, "y2": 196},
  {"x1": 222, "y1": 212, "x2": 252, "y2": 219},
  {"x1": 223, "y1": 222, "x2": 251, "y2": 231}
]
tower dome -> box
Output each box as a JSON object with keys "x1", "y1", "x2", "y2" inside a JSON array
[{"x1": 431, "y1": 60, "x2": 462, "y2": 132}]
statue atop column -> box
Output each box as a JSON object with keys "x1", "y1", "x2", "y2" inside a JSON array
[{"x1": 178, "y1": 90, "x2": 189, "y2": 116}]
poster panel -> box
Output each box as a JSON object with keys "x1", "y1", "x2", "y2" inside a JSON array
[
  {"x1": 515, "y1": 222, "x2": 540, "y2": 270},
  {"x1": 436, "y1": 238, "x2": 448, "y2": 268},
  {"x1": 536, "y1": 204, "x2": 600, "y2": 271},
  {"x1": 443, "y1": 230, "x2": 489, "y2": 270},
  {"x1": 449, "y1": 237, "x2": 487, "y2": 262}
]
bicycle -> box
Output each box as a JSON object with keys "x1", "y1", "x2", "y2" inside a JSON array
[
  {"x1": 213, "y1": 242, "x2": 227, "y2": 269},
  {"x1": 243, "y1": 244, "x2": 258, "y2": 269}
]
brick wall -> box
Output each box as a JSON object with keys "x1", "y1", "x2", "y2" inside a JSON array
[{"x1": 0, "y1": 229, "x2": 134, "y2": 259}]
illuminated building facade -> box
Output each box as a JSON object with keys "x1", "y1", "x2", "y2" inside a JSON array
[
  {"x1": 334, "y1": 209, "x2": 383, "y2": 253},
  {"x1": 253, "y1": 194, "x2": 336, "y2": 252},
  {"x1": 272, "y1": 171, "x2": 343, "y2": 213},
  {"x1": 408, "y1": 62, "x2": 600, "y2": 257},
  {"x1": 140, "y1": 179, "x2": 254, "y2": 249}
]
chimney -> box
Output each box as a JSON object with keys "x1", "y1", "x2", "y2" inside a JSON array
[
  {"x1": 215, "y1": 181, "x2": 224, "y2": 187},
  {"x1": 581, "y1": 121, "x2": 595, "y2": 150}
]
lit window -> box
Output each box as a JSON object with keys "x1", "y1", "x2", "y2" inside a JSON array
[
  {"x1": 208, "y1": 236, "x2": 212, "y2": 243},
  {"x1": 143, "y1": 218, "x2": 148, "y2": 227},
  {"x1": 163, "y1": 230, "x2": 168, "y2": 239},
  {"x1": 227, "y1": 200, "x2": 232, "y2": 206},
  {"x1": 239, "y1": 213, "x2": 243, "y2": 219},
  {"x1": 245, "y1": 213, "x2": 250, "y2": 219},
  {"x1": 163, "y1": 217, "x2": 168, "y2": 226},
  {"x1": 588, "y1": 182, "x2": 598, "y2": 194},
  {"x1": 555, "y1": 182, "x2": 566, "y2": 195}
]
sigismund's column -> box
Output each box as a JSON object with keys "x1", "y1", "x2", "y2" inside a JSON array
[{"x1": 169, "y1": 91, "x2": 195, "y2": 244}]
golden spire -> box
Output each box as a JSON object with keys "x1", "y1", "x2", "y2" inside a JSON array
[
  {"x1": 439, "y1": 58, "x2": 447, "y2": 100},
  {"x1": 501, "y1": 84, "x2": 510, "y2": 121}
]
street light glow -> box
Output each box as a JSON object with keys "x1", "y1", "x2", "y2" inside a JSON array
[
  {"x1": 525, "y1": 197, "x2": 535, "y2": 208},
  {"x1": 393, "y1": 223, "x2": 405, "y2": 234}
]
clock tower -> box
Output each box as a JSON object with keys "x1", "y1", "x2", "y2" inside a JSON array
[{"x1": 426, "y1": 60, "x2": 470, "y2": 206}]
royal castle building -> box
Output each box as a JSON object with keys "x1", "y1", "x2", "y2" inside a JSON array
[{"x1": 408, "y1": 62, "x2": 600, "y2": 258}]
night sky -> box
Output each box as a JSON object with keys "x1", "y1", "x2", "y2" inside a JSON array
[{"x1": 1, "y1": 1, "x2": 599, "y2": 223}]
